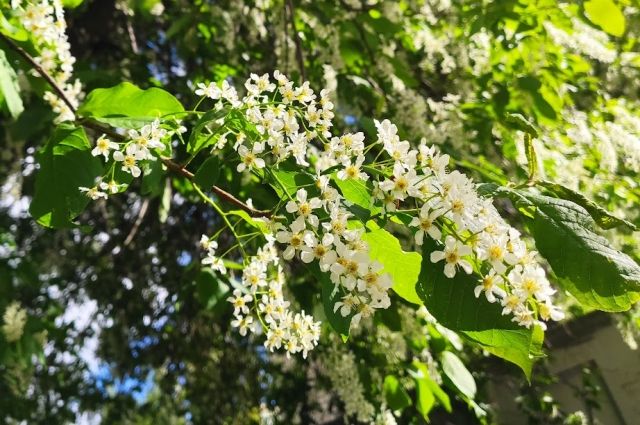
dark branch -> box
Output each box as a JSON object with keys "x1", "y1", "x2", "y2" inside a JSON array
[
  {"x1": 0, "y1": 31, "x2": 270, "y2": 218},
  {"x1": 0, "y1": 32, "x2": 77, "y2": 113},
  {"x1": 160, "y1": 158, "x2": 272, "y2": 217}
]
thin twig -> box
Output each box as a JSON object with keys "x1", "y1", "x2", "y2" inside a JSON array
[
  {"x1": 285, "y1": 0, "x2": 306, "y2": 81},
  {"x1": 0, "y1": 31, "x2": 270, "y2": 218},
  {"x1": 125, "y1": 19, "x2": 139, "y2": 54},
  {"x1": 123, "y1": 198, "x2": 149, "y2": 246},
  {"x1": 0, "y1": 32, "x2": 77, "y2": 113}
]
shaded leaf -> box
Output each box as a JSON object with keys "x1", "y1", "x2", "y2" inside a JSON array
[
  {"x1": 383, "y1": 375, "x2": 412, "y2": 411},
  {"x1": 29, "y1": 125, "x2": 103, "y2": 228},
  {"x1": 417, "y1": 238, "x2": 542, "y2": 377},
  {"x1": 0, "y1": 50, "x2": 23, "y2": 118},
  {"x1": 538, "y1": 181, "x2": 636, "y2": 230}
]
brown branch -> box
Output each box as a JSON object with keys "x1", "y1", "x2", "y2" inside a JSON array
[
  {"x1": 285, "y1": 0, "x2": 306, "y2": 81},
  {"x1": 82, "y1": 124, "x2": 272, "y2": 218},
  {"x1": 0, "y1": 32, "x2": 77, "y2": 114},
  {"x1": 160, "y1": 158, "x2": 272, "y2": 217},
  {"x1": 1, "y1": 30, "x2": 270, "y2": 218}
]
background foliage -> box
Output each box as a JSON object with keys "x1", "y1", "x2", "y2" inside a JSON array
[{"x1": 1, "y1": 0, "x2": 640, "y2": 424}]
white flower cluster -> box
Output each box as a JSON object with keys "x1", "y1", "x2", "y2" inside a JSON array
[
  {"x1": 215, "y1": 242, "x2": 320, "y2": 358},
  {"x1": 79, "y1": 120, "x2": 177, "y2": 200},
  {"x1": 544, "y1": 19, "x2": 616, "y2": 64},
  {"x1": 528, "y1": 102, "x2": 640, "y2": 194},
  {"x1": 599, "y1": 103, "x2": 640, "y2": 173},
  {"x1": 424, "y1": 94, "x2": 470, "y2": 148},
  {"x1": 14, "y1": 0, "x2": 82, "y2": 121},
  {"x1": 186, "y1": 72, "x2": 563, "y2": 350},
  {"x1": 321, "y1": 344, "x2": 375, "y2": 422},
  {"x1": 193, "y1": 73, "x2": 396, "y2": 331},
  {"x1": 373, "y1": 408, "x2": 398, "y2": 425},
  {"x1": 327, "y1": 115, "x2": 561, "y2": 329},
  {"x1": 2, "y1": 301, "x2": 27, "y2": 342}
]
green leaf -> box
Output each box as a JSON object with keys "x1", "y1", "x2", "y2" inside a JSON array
[
  {"x1": 158, "y1": 180, "x2": 171, "y2": 223},
  {"x1": 0, "y1": 12, "x2": 28, "y2": 41},
  {"x1": 29, "y1": 125, "x2": 103, "y2": 228},
  {"x1": 383, "y1": 375, "x2": 412, "y2": 411},
  {"x1": 194, "y1": 156, "x2": 221, "y2": 189},
  {"x1": 332, "y1": 176, "x2": 381, "y2": 220},
  {"x1": 141, "y1": 159, "x2": 164, "y2": 196},
  {"x1": 269, "y1": 166, "x2": 317, "y2": 200},
  {"x1": 515, "y1": 192, "x2": 640, "y2": 312},
  {"x1": 0, "y1": 50, "x2": 23, "y2": 119},
  {"x1": 417, "y1": 238, "x2": 541, "y2": 377},
  {"x1": 226, "y1": 210, "x2": 268, "y2": 234},
  {"x1": 77, "y1": 82, "x2": 184, "y2": 128},
  {"x1": 314, "y1": 263, "x2": 351, "y2": 340},
  {"x1": 62, "y1": 0, "x2": 85, "y2": 7},
  {"x1": 504, "y1": 113, "x2": 538, "y2": 137},
  {"x1": 524, "y1": 133, "x2": 538, "y2": 182},
  {"x1": 440, "y1": 351, "x2": 476, "y2": 399},
  {"x1": 538, "y1": 181, "x2": 636, "y2": 230},
  {"x1": 412, "y1": 360, "x2": 452, "y2": 413},
  {"x1": 584, "y1": 0, "x2": 626, "y2": 37},
  {"x1": 409, "y1": 362, "x2": 436, "y2": 419},
  {"x1": 361, "y1": 224, "x2": 422, "y2": 305},
  {"x1": 195, "y1": 268, "x2": 230, "y2": 310},
  {"x1": 187, "y1": 109, "x2": 225, "y2": 154}
]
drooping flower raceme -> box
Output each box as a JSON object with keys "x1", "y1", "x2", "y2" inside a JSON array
[
  {"x1": 82, "y1": 71, "x2": 563, "y2": 358},
  {"x1": 2, "y1": 301, "x2": 27, "y2": 342},
  {"x1": 11, "y1": 0, "x2": 82, "y2": 122}
]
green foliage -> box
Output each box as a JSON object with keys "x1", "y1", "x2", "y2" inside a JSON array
[
  {"x1": 538, "y1": 181, "x2": 637, "y2": 230},
  {"x1": 318, "y1": 263, "x2": 351, "y2": 341},
  {"x1": 29, "y1": 125, "x2": 103, "y2": 228},
  {"x1": 0, "y1": 50, "x2": 23, "y2": 118},
  {"x1": 141, "y1": 159, "x2": 164, "y2": 196},
  {"x1": 268, "y1": 166, "x2": 316, "y2": 199},
  {"x1": 410, "y1": 360, "x2": 452, "y2": 419},
  {"x1": 417, "y1": 238, "x2": 542, "y2": 377},
  {"x1": 414, "y1": 372, "x2": 436, "y2": 419},
  {"x1": 383, "y1": 375, "x2": 411, "y2": 411},
  {"x1": 3, "y1": 0, "x2": 640, "y2": 422},
  {"x1": 584, "y1": 0, "x2": 626, "y2": 37},
  {"x1": 193, "y1": 156, "x2": 221, "y2": 189},
  {"x1": 440, "y1": 351, "x2": 477, "y2": 399},
  {"x1": 517, "y1": 192, "x2": 640, "y2": 312},
  {"x1": 62, "y1": 0, "x2": 84, "y2": 8},
  {"x1": 77, "y1": 82, "x2": 184, "y2": 128},
  {"x1": 332, "y1": 175, "x2": 380, "y2": 220},
  {"x1": 187, "y1": 109, "x2": 225, "y2": 154},
  {"x1": 361, "y1": 224, "x2": 422, "y2": 305},
  {"x1": 195, "y1": 268, "x2": 230, "y2": 310},
  {"x1": 482, "y1": 184, "x2": 640, "y2": 312}
]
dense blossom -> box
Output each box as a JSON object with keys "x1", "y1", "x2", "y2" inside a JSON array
[
  {"x1": 321, "y1": 344, "x2": 376, "y2": 422},
  {"x1": 79, "y1": 71, "x2": 565, "y2": 357},
  {"x1": 11, "y1": 0, "x2": 82, "y2": 121},
  {"x1": 2, "y1": 301, "x2": 27, "y2": 342}
]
